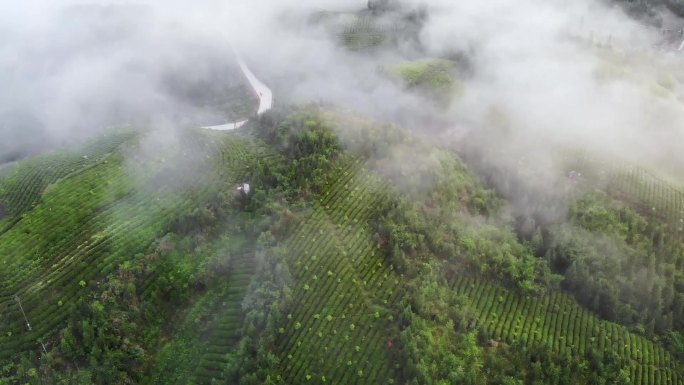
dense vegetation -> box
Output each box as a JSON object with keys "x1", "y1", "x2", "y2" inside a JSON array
[
  {"x1": 4, "y1": 0, "x2": 684, "y2": 383},
  {"x1": 1, "y1": 105, "x2": 683, "y2": 385},
  {"x1": 0, "y1": 126, "x2": 264, "y2": 383},
  {"x1": 386, "y1": 59, "x2": 461, "y2": 104}
]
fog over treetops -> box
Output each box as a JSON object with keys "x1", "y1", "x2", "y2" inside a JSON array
[
  {"x1": 1, "y1": 0, "x2": 683, "y2": 178},
  {"x1": 3, "y1": 2, "x2": 684, "y2": 384}
]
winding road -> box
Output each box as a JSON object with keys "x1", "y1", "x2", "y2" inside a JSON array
[{"x1": 202, "y1": 52, "x2": 273, "y2": 131}]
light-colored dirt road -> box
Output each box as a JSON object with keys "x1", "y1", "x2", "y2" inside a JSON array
[{"x1": 202, "y1": 52, "x2": 272, "y2": 130}]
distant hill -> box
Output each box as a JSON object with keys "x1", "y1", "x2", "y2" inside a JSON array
[{"x1": 612, "y1": 0, "x2": 684, "y2": 23}]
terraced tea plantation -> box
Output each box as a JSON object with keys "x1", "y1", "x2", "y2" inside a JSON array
[
  {"x1": 452, "y1": 276, "x2": 683, "y2": 385},
  {"x1": 339, "y1": 16, "x2": 388, "y2": 50},
  {"x1": 606, "y1": 166, "x2": 684, "y2": 242},
  {"x1": 0, "y1": 126, "x2": 261, "y2": 380},
  {"x1": 0, "y1": 130, "x2": 136, "y2": 233},
  {"x1": 2, "y1": 107, "x2": 684, "y2": 385},
  {"x1": 275, "y1": 158, "x2": 401, "y2": 385},
  {"x1": 335, "y1": 10, "x2": 418, "y2": 51},
  {"x1": 193, "y1": 253, "x2": 256, "y2": 384}
]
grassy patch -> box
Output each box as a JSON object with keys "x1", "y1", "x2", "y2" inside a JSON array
[{"x1": 386, "y1": 59, "x2": 460, "y2": 103}]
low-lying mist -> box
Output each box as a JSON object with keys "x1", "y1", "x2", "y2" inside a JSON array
[{"x1": 2, "y1": 0, "x2": 683, "y2": 187}]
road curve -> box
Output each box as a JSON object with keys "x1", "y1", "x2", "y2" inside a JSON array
[{"x1": 202, "y1": 52, "x2": 273, "y2": 131}]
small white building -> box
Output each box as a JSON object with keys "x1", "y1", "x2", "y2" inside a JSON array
[{"x1": 237, "y1": 183, "x2": 251, "y2": 195}]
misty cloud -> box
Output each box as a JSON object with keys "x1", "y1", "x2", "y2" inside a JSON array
[{"x1": 2, "y1": 0, "x2": 684, "y2": 182}]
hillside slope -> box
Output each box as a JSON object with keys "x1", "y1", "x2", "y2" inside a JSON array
[
  {"x1": 0, "y1": 126, "x2": 262, "y2": 383},
  {"x1": 1, "y1": 107, "x2": 683, "y2": 385}
]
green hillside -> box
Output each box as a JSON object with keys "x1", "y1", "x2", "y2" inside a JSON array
[
  {"x1": 275, "y1": 159, "x2": 400, "y2": 385},
  {"x1": 453, "y1": 276, "x2": 683, "y2": 385},
  {"x1": 385, "y1": 59, "x2": 461, "y2": 105},
  {"x1": 5, "y1": 0, "x2": 684, "y2": 383},
  {"x1": 1, "y1": 106, "x2": 683, "y2": 385},
  {"x1": 0, "y1": 125, "x2": 264, "y2": 383}
]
